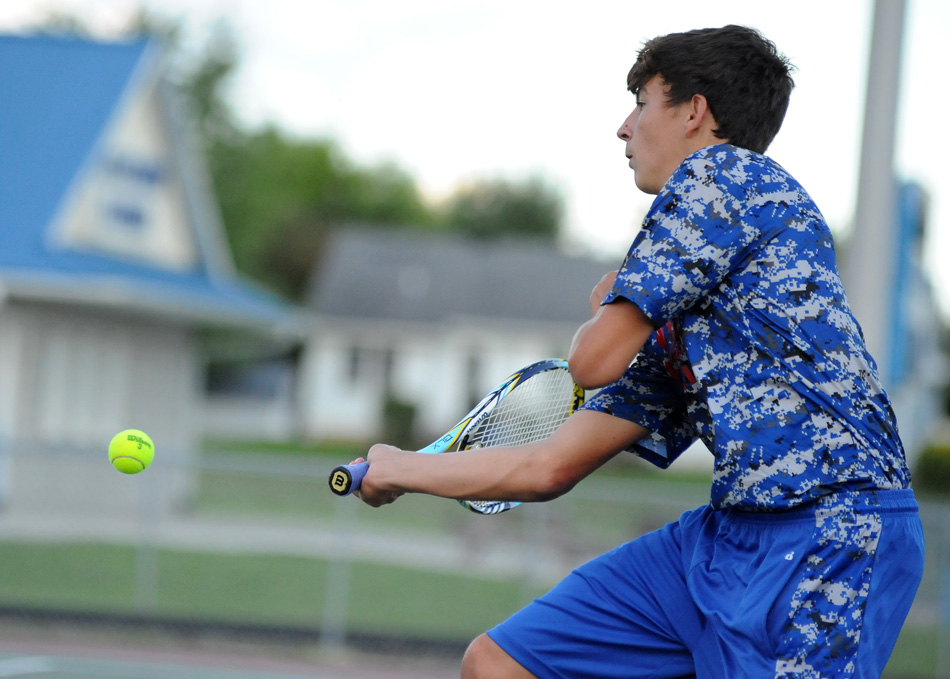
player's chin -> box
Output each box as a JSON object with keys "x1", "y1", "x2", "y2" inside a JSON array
[{"x1": 633, "y1": 173, "x2": 662, "y2": 195}]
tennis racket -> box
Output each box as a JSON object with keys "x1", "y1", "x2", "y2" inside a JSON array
[{"x1": 328, "y1": 358, "x2": 585, "y2": 514}]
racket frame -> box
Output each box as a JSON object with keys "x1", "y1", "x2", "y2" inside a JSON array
[{"x1": 328, "y1": 358, "x2": 584, "y2": 514}]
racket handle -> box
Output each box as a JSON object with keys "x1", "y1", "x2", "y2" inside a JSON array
[{"x1": 328, "y1": 461, "x2": 369, "y2": 496}]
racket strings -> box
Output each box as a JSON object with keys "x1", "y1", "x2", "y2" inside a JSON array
[
  {"x1": 468, "y1": 369, "x2": 578, "y2": 448},
  {"x1": 465, "y1": 499, "x2": 513, "y2": 514}
]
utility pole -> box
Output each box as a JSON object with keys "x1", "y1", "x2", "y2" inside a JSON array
[{"x1": 843, "y1": 0, "x2": 908, "y2": 384}]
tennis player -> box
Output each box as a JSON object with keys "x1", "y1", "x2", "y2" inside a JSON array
[{"x1": 356, "y1": 25, "x2": 924, "y2": 678}]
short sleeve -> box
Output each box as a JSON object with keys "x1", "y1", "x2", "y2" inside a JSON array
[
  {"x1": 603, "y1": 150, "x2": 760, "y2": 324},
  {"x1": 581, "y1": 336, "x2": 698, "y2": 469}
]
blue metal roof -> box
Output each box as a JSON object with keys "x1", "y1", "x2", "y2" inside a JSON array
[{"x1": 0, "y1": 34, "x2": 297, "y2": 331}]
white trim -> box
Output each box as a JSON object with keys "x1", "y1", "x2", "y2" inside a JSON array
[
  {"x1": 45, "y1": 39, "x2": 158, "y2": 255},
  {"x1": 159, "y1": 78, "x2": 237, "y2": 280},
  {"x1": 0, "y1": 271, "x2": 305, "y2": 337}
]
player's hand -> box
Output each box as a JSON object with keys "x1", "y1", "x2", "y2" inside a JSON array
[
  {"x1": 354, "y1": 444, "x2": 405, "y2": 507},
  {"x1": 590, "y1": 271, "x2": 619, "y2": 314}
]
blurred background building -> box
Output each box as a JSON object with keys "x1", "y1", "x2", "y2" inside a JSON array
[
  {"x1": 297, "y1": 227, "x2": 607, "y2": 443},
  {"x1": 0, "y1": 34, "x2": 299, "y2": 512}
]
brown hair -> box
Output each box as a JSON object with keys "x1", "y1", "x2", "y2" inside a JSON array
[{"x1": 628, "y1": 25, "x2": 795, "y2": 153}]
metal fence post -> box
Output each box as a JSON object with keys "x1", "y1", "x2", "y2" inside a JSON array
[
  {"x1": 133, "y1": 455, "x2": 163, "y2": 612},
  {"x1": 320, "y1": 494, "x2": 358, "y2": 648}
]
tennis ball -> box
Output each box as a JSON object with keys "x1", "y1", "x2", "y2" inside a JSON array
[{"x1": 108, "y1": 429, "x2": 154, "y2": 474}]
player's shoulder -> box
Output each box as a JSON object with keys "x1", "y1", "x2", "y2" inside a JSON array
[
  {"x1": 682, "y1": 144, "x2": 788, "y2": 183},
  {"x1": 660, "y1": 145, "x2": 776, "y2": 218},
  {"x1": 677, "y1": 144, "x2": 815, "y2": 214}
]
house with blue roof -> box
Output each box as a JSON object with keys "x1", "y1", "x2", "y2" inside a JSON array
[{"x1": 0, "y1": 33, "x2": 300, "y2": 511}]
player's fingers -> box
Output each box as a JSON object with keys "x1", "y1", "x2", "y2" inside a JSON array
[
  {"x1": 366, "y1": 443, "x2": 402, "y2": 461},
  {"x1": 355, "y1": 488, "x2": 402, "y2": 508},
  {"x1": 354, "y1": 444, "x2": 408, "y2": 506}
]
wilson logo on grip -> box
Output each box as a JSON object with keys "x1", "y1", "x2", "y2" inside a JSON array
[{"x1": 330, "y1": 470, "x2": 350, "y2": 493}]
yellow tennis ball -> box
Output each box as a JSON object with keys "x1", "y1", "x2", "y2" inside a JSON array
[{"x1": 108, "y1": 429, "x2": 155, "y2": 474}]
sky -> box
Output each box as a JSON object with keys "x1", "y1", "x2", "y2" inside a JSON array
[{"x1": 2, "y1": 0, "x2": 949, "y2": 313}]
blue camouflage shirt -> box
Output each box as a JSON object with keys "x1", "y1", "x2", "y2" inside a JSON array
[{"x1": 583, "y1": 144, "x2": 911, "y2": 510}]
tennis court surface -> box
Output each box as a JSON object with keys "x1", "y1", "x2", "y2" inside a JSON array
[
  {"x1": 0, "y1": 638, "x2": 458, "y2": 679},
  {"x1": 0, "y1": 652, "x2": 315, "y2": 678}
]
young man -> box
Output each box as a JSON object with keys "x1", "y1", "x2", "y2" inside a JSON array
[{"x1": 355, "y1": 25, "x2": 924, "y2": 679}]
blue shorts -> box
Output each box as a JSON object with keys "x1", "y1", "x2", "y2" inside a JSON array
[{"x1": 488, "y1": 489, "x2": 924, "y2": 679}]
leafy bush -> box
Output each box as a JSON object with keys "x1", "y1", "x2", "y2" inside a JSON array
[
  {"x1": 382, "y1": 397, "x2": 418, "y2": 449},
  {"x1": 913, "y1": 443, "x2": 950, "y2": 495}
]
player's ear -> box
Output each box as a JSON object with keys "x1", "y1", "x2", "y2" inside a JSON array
[{"x1": 685, "y1": 94, "x2": 713, "y2": 136}]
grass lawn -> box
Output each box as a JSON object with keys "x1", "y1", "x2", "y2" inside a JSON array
[
  {"x1": 0, "y1": 540, "x2": 525, "y2": 641},
  {"x1": 886, "y1": 624, "x2": 940, "y2": 678},
  {"x1": 193, "y1": 447, "x2": 713, "y2": 547},
  {"x1": 0, "y1": 540, "x2": 938, "y2": 676}
]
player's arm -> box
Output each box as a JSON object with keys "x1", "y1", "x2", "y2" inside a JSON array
[
  {"x1": 568, "y1": 271, "x2": 657, "y2": 390},
  {"x1": 357, "y1": 410, "x2": 647, "y2": 508}
]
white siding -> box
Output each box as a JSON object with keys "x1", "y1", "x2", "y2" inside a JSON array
[
  {"x1": 298, "y1": 316, "x2": 578, "y2": 444},
  {"x1": 4, "y1": 304, "x2": 199, "y2": 454}
]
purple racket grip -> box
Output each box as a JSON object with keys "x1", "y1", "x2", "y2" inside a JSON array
[{"x1": 328, "y1": 461, "x2": 369, "y2": 496}]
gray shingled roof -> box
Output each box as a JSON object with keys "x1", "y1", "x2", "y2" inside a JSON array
[{"x1": 307, "y1": 228, "x2": 614, "y2": 325}]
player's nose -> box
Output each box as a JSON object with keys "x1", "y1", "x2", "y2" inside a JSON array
[{"x1": 617, "y1": 113, "x2": 633, "y2": 141}]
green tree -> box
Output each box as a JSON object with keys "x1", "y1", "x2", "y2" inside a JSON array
[
  {"x1": 139, "y1": 19, "x2": 434, "y2": 298},
  {"x1": 130, "y1": 14, "x2": 563, "y2": 296},
  {"x1": 210, "y1": 129, "x2": 435, "y2": 298},
  {"x1": 444, "y1": 176, "x2": 563, "y2": 240},
  {"x1": 175, "y1": 20, "x2": 240, "y2": 145},
  {"x1": 49, "y1": 12, "x2": 564, "y2": 297}
]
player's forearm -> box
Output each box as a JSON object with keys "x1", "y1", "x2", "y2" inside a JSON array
[
  {"x1": 369, "y1": 443, "x2": 565, "y2": 502},
  {"x1": 363, "y1": 412, "x2": 648, "y2": 504}
]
